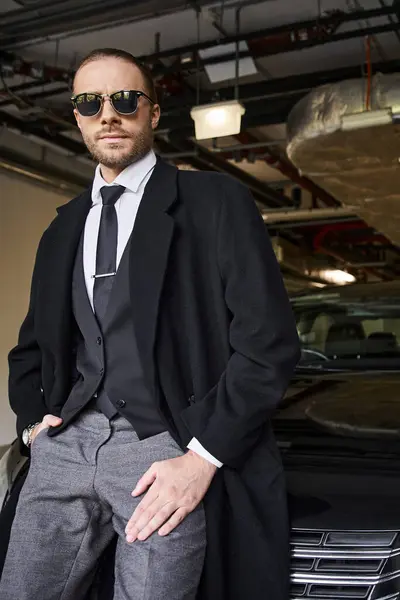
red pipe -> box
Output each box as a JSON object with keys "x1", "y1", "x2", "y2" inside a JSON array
[
  {"x1": 312, "y1": 222, "x2": 388, "y2": 251},
  {"x1": 313, "y1": 222, "x2": 369, "y2": 250}
]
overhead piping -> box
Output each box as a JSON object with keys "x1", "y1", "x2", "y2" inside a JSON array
[{"x1": 287, "y1": 72, "x2": 400, "y2": 246}]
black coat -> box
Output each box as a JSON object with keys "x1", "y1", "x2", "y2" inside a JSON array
[{"x1": 8, "y1": 158, "x2": 300, "y2": 599}]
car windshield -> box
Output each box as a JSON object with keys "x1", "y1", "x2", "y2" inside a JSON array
[{"x1": 292, "y1": 290, "x2": 400, "y2": 371}]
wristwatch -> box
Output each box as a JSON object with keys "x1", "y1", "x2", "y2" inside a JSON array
[{"x1": 22, "y1": 422, "x2": 41, "y2": 447}]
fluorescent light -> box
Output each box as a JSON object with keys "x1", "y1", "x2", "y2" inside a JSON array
[
  {"x1": 190, "y1": 100, "x2": 245, "y2": 140},
  {"x1": 314, "y1": 269, "x2": 356, "y2": 285},
  {"x1": 341, "y1": 109, "x2": 392, "y2": 131},
  {"x1": 180, "y1": 54, "x2": 193, "y2": 64}
]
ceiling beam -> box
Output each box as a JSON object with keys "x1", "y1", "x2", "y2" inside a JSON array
[
  {"x1": 141, "y1": 6, "x2": 397, "y2": 62},
  {"x1": 153, "y1": 22, "x2": 400, "y2": 76},
  {"x1": 0, "y1": 0, "x2": 217, "y2": 50},
  {"x1": 0, "y1": 146, "x2": 89, "y2": 194},
  {"x1": 0, "y1": 109, "x2": 86, "y2": 156},
  {"x1": 140, "y1": 7, "x2": 400, "y2": 76},
  {"x1": 162, "y1": 58, "x2": 400, "y2": 114},
  {"x1": 157, "y1": 135, "x2": 294, "y2": 209}
]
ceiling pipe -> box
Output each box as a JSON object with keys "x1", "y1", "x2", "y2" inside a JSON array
[
  {"x1": 312, "y1": 223, "x2": 393, "y2": 281},
  {"x1": 211, "y1": 139, "x2": 286, "y2": 153},
  {"x1": 262, "y1": 208, "x2": 356, "y2": 224},
  {"x1": 312, "y1": 222, "x2": 388, "y2": 251}
]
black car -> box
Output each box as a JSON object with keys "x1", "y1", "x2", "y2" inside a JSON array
[
  {"x1": 283, "y1": 280, "x2": 400, "y2": 600},
  {"x1": 2, "y1": 281, "x2": 400, "y2": 599}
]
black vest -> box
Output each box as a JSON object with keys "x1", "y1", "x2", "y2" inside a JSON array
[{"x1": 60, "y1": 232, "x2": 166, "y2": 439}]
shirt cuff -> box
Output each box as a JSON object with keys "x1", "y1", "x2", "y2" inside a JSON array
[{"x1": 187, "y1": 437, "x2": 223, "y2": 468}]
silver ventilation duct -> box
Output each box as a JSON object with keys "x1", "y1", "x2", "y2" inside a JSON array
[{"x1": 286, "y1": 73, "x2": 400, "y2": 246}]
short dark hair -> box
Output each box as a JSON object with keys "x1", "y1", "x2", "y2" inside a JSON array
[{"x1": 73, "y1": 48, "x2": 157, "y2": 103}]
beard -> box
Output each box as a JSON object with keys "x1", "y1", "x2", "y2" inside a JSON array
[{"x1": 83, "y1": 120, "x2": 153, "y2": 169}]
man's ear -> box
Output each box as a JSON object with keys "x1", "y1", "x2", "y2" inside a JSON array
[
  {"x1": 151, "y1": 104, "x2": 161, "y2": 130},
  {"x1": 74, "y1": 108, "x2": 82, "y2": 132}
]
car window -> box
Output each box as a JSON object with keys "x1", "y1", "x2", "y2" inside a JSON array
[{"x1": 293, "y1": 295, "x2": 400, "y2": 366}]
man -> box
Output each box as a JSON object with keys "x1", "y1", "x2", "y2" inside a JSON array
[{"x1": 0, "y1": 48, "x2": 300, "y2": 600}]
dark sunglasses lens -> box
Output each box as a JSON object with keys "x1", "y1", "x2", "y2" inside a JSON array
[
  {"x1": 111, "y1": 91, "x2": 138, "y2": 114},
  {"x1": 75, "y1": 93, "x2": 101, "y2": 116}
]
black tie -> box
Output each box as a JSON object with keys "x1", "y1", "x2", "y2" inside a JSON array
[{"x1": 93, "y1": 185, "x2": 125, "y2": 328}]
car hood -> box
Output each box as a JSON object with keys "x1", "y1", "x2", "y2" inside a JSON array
[
  {"x1": 273, "y1": 370, "x2": 400, "y2": 529},
  {"x1": 276, "y1": 369, "x2": 400, "y2": 439}
]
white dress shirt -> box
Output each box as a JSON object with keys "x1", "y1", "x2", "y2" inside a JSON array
[{"x1": 83, "y1": 150, "x2": 223, "y2": 468}]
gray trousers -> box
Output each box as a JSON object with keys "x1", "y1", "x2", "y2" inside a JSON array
[{"x1": 0, "y1": 408, "x2": 207, "y2": 600}]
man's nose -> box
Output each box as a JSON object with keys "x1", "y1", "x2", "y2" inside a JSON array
[{"x1": 100, "y1": 97, "x2": 121, "y2": 124}]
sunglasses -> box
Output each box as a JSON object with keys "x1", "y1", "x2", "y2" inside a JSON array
[{"x1": 71, "y1": 89, "x2": 155, "y2": 117}]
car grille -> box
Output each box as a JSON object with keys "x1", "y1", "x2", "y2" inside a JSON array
[{"x1": 291, "y1": 529, "x2": 400, "y2": 600}]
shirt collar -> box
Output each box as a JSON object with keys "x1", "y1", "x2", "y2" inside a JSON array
[{"x1": 91, "y1": 149, "x2": 157, "y2": 205}]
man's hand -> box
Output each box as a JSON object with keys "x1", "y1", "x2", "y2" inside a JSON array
[
  {"x1": 31, "y1": 414, "x2": 63, "y2": 444},
  {"x1": 125, "y1": 450, "x2": 217, "y2": 543}
]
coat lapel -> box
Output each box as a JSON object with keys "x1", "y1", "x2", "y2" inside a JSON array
[
  {"x1": 40, "y1": 189, "x2": 92, "y2": 351},
  {"x1": 129, "y1": 158, "x2": 178, "y2": 397}
]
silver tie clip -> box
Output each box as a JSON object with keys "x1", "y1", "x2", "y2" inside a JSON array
[{"x1": 92, "y1": 272, "x2": 117, "y2": 279}]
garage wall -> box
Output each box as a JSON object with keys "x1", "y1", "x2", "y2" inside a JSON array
[{"x1": 0, "y1": 172, "x2": 69, "y2": 445}]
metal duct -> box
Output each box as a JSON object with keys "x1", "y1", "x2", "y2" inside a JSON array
[{"x1": 286, "y1": 73, "x2": 400, "y2": 246}]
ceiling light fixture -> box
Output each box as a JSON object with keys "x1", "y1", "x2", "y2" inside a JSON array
[
  {"x1": 190, "y1": 6, "x2": 246, "y2": 141},
  {"x1": 314, "y1": 269, "x2": 356, "y2": 285},
  {"x1": 190, "y1": 99, "x2": 246, "y2": 140}
]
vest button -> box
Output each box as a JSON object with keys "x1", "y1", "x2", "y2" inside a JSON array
[
  {"x1": 116, "y1": 399, "x2": 126, "y2": 408},
  {"x1": 100, "y1": 367, "x2": 104, "y2": 375},
  {"x1": 96, "y1": 337, "x2": 102, "y2": 345}
]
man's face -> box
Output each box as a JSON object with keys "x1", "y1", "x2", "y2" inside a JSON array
[{"x1": 73, "y1": 57, "x2": 160, "y2": 170}]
